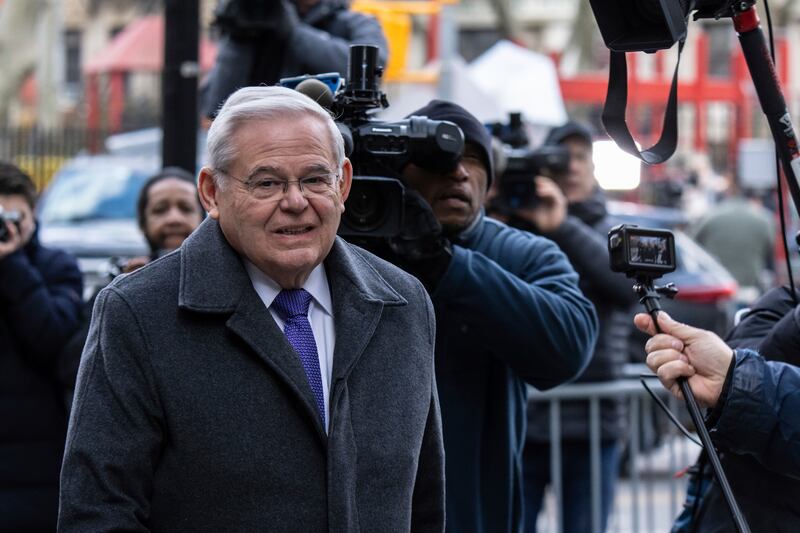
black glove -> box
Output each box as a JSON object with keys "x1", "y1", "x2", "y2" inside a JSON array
[
  {"x1": 387, "y1": 190, "x2": 452, "y2": 292},
  {"x1": 214, "y1": 0, "x2": 298, "y2": 41}
]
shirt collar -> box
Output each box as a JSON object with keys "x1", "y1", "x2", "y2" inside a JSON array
[{"x1": 243, "y1": 260, "x2": 333, "y2": 316}]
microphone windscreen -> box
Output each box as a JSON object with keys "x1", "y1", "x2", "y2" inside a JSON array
[{"x1": 295, "y1": 78, "x2": 335, "y2": 110}]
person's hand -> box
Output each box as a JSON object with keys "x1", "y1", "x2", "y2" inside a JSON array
[
  {"x1": 0, "y1": 220, "x2": 23, "y2": 261},
  {"x1": 121, "y1": 256, "x2": 150, "y2": 274},
  {"x1": 513, "y1": 177, "x2": 567, "y2": 234},
  {"x1": 387, "y1": 189, "x2": 452, "y2": 291},
  {"x1": 635, "y1": 312, "x2": 734, "y2": 408}
]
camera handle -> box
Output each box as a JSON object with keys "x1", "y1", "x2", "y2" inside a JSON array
[
  {"x1": 731, "y1": 4, "x2": 800, "y2": 249},
  {"x1": 633, "y1": 277, "x2": 751, "y2": 533}
]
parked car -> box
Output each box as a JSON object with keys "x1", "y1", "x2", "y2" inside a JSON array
[{"x1": 37, "y1": 155, "x2": 160, "y2": 299}]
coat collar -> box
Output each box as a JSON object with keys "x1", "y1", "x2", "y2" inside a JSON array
[{"x1": 178, "y1": 218, "x2": 406, "y2": 440}]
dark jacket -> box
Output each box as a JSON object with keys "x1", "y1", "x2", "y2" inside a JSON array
[
  {"x1": 0, "y1": 233, "x2": 83, "y2": 532},
  {"x1": 526, "y1": 189, "x2": 637, "y2": 442},
  {"x1": 431, "y1": 212, "x2": 597, "y2": 533},
  {"x1": 58, "y1": 218, "x2": 444, "y2": 532},
  {"x1": 674, "y1": 287, "x2": 800, "y2": 532},
  {"x1": 203, "y1": 0, "x2": 389, "y2": 117}
]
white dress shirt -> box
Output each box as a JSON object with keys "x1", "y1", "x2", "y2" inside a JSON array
[{"x1": 244, "y1": 260, "x2": 335, "y2": 432}]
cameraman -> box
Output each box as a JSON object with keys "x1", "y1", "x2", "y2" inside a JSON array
[
  {"x1": 202, "y1": 0, "x2": 388, "y2": 118},
  {"x1": 377, "y1": 100, "x2": 598, "y2": 533},
  {"x1": 490, "y1": 121, "x2": 637, "y2": 533},
  {"x1": 0, "y1": 162, "x2": 83, "y2": 531}
]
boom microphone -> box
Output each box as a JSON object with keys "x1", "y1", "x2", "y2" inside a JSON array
[{"x1": 295, "y1": 78, "x2": 335, "y2": 110}]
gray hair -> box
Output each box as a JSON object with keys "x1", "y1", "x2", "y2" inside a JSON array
[{"x1": 206, "y1": 86, "x2": 345, "y2": 185}]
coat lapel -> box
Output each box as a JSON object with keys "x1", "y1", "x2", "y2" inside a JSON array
[
  {"x1": 178, "y1": 218, "x2": 327, "y2": 441},
  {"x1": 324, "y1": 238, "x2": 408, "y2": 404}
]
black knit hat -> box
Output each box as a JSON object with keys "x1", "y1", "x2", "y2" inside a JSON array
[{"x1": 406, "y1": 99, "x2": 494, "y2": 188}]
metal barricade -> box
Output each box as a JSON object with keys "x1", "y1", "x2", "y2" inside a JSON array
[{"x1": 527, "y1": 379, "x2": 701, "y2": 533}]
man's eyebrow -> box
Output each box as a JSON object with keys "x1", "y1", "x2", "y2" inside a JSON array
[{"x1": 244, "y1": 163, "x2": 335, "y2": 180}]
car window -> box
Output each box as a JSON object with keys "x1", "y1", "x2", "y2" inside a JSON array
[{"x1": 39, "y1": 165, "x2": 150, "y2": 224}]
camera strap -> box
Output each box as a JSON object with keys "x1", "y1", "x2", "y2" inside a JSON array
[{"x1": 601, "y1": 39, "x2": 686, "y2": 164}]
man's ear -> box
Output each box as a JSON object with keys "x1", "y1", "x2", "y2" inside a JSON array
[
  {"x1": 338, "y1": 158, "x2": 353, "y2": 204},
  {"x1": 198, "y1": 167, "x2": 221, "y2": 219}
]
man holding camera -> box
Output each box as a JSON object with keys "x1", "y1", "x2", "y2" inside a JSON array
[
  {"x1": 202, "y1": 0, "x2": 388, "y2": 118},
  {"x1": 376, "y1": 100, "x2": 598, "y2": 533},
  {"x1": 498, "y1": 121, "x2": 636, "y2": 532},
  {"x1": 0, "y1": 162, "x2": 83, "y2": 531}
]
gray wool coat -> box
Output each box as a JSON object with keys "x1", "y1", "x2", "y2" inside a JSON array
[{"x1": 58, "y1": 218, "x2": 445, "y2": 532}]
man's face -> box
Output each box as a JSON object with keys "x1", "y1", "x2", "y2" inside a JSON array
[
  {"x1": 556, "y1": 136, "x2": 596, "y2": 203},
  {"x1": 143, "y1": 178, "x2": 204, "y2": 252},
  {"x1": 402, "y1": 143, "x2": 488, "y2": 234},
  {"x1": 0, "y1": 194, "x2": 35, "y2": 245},
  {"x1": 199, "y1": 115, "x2": 351, "y2": 288}
]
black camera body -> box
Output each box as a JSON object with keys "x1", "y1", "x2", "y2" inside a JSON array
[
  {"x1": 488, "y1": 113, "x2": 570, "y2": 210},
  {"x1": 331, "y1": 45, "x2": 464, "y2": 238},
  {"x1": 608, "y1": 224, "x2": 676, "y2": 278},
  {"x1": 588, "y1": 0, "x2": 737, "y2": 52},
  {"x1": 0, "y1": 207, "x2": 22, "y2": 243},
  {"x1": 496, "y1": 145, "x2": 570, "y2": 210}
]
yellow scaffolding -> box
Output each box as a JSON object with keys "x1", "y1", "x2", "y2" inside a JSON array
[{"x1": 351, "y1": 0, "x2": 458, "y2": 84}]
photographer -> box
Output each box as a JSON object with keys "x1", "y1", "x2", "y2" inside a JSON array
[
  {"x1": 202, "y1": 0, "x2": 388, "y2": 118},
  {"x1": 490, "y1": 121, "x2": 637, "y2": 533},
  {"x1": 374, "y1": 100, "x2": 598, "y2": 533},
  {"x1": 0, "y1": 162, "x2": 83, "y2": 531}
]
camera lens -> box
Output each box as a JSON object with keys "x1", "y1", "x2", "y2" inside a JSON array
[{"x1": 343, "y1": 182, "x2": 387, "y2": 231}]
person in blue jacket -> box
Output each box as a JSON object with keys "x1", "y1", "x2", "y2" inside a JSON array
[
  {"x1": 636, "y1": 311, "x2": 800, "y2": 480},
  {"x1": 370, "y1": 100, "x2": 598, "y2": 533},
  {"x1": 0, "y1": 162, "x2": 83, "y2": 532}
]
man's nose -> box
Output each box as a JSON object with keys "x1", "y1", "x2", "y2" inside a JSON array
[
  {"x1": 280, "y1": 181, "x2": 309, "y2": 211},
  {"x1": 446, "y1": 160, "x2": 469, "y2": 181}
]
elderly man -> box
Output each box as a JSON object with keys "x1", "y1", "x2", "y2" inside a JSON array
[
  {"x1": 370, "y1": 100, "x2": 598, "y2": 533},
  {"x1": 59, "y1": 87, "x2": 444, "y2": 532}
]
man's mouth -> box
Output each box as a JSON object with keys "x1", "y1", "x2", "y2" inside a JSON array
[
  {"x1": 437, "y1": 191, "x2": 470, "y2": 204},
  {"x1": 276, "y1": 226, "x2": 314, "y2": 235}
]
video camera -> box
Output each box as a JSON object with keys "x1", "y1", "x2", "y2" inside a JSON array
[
  {"x1": 281, "y1": 45, "x2": 464, "y2": 238},
  {"x1": 608, "y1": 224, "x2": 676, "y2": 278},
  {"x1": 0, "y1": 206, "x2": 22, "y2": 243},
  {"x1": 588, "y1": 0, "x2": 739, "y2": 53},
  {"x1": 488, "y1": 113, "x2": 570, "y2": 210}
]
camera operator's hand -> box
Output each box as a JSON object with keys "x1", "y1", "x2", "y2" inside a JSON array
[
  {"x1": 387, "y1": 189, "x2": 452, "y2": 291},
  {"x1": 513, "y1": 176, "x2": 567, "y2": 234},
  {"x1": 0, "y1": 219, "x2": 24, "y2": 261},
  {"x1": 635, "y1": 312, "x2": 734, "y2": 408}
]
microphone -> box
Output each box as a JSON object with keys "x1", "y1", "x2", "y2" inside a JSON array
[{"x1": 295, "y1": 78, "x2": 335, "y2": 110}]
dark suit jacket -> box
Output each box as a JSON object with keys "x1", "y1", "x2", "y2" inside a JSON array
[{"x1": 58, "y1": 218, "x2": 444, "y2": 532}]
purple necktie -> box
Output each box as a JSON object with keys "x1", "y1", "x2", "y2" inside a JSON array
[{"x1": 272, "y1": 289, "x2": 326, "y2": 426}]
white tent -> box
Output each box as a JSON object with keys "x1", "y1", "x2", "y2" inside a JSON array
[
  {"x1": 379, "y1": 57, "x2": 504, "y2": 122},
  {"x1": 467, "y1": 40, "x2": 567, "y2": 126}
]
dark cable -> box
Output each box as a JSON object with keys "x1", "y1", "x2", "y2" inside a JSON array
[
  {"x1": 763, "y1": 0, "x2": 797, "y2": 304},
  {"x1": 640, "y1": 374, "x2": 702, "y2": 446}
]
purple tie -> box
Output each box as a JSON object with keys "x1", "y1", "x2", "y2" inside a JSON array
[{"x1": 272, "y1": 289, "x2": 326, "y2": 426}]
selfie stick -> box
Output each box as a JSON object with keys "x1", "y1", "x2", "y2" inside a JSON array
[
  {"x1": 634, "y1": 277, "x2": 751, "y2": 533},
  {"x1": 732, "y1": 3, "x2": 800, "y2": 241}
]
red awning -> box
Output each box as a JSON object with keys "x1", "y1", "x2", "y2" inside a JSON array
[{"x1": 84, "y1": 15, "x2": 217, "y2": 74}]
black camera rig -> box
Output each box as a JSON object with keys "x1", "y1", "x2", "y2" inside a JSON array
[
  {"x1": 488, "y1": 113, "x2": 570, "y2": 211},
  {"x1": 0, "y1": 207, "x2": 22, "y2": 243},
  {"x1": 282, "y1": 45, "x2": 464, "y2": 239}
]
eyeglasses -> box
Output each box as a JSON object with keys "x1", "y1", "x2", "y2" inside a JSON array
[{"x1": 217, "y1": 169, "x2": 340, "y2": 200}]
